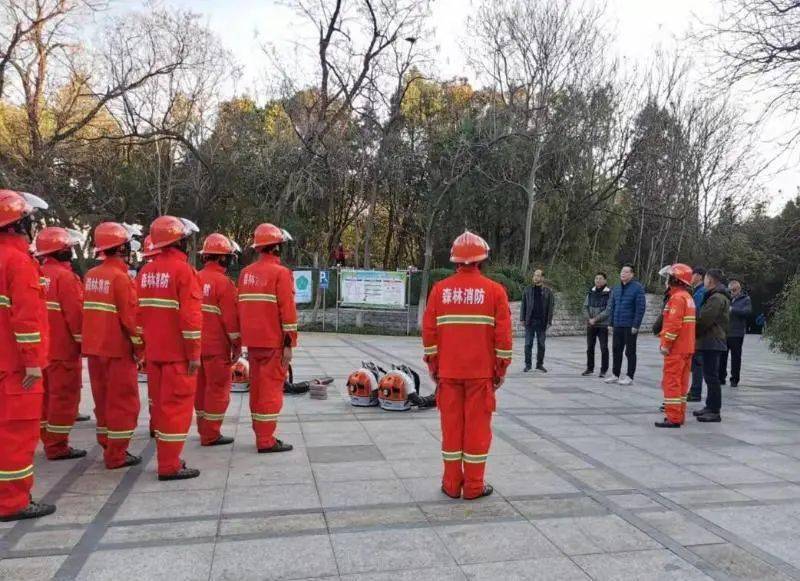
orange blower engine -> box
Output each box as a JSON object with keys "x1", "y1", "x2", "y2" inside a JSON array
[
  {"x1": 346, "y1": 361, "x2": 385, "y2": 407},
  {"x1": 231, "y1": 356, "x2": 250, "y2": 393}
]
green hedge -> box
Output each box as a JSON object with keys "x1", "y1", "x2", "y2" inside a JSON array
[{"x1": 766, "y1": 274, "x2": 800, "y2": 358}]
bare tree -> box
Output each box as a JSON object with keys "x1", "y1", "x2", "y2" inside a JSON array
[{"x1": 468, "y1": 0, "x2": 608, "y2": 271}]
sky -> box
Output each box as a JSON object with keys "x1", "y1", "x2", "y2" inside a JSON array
[{"x1": 117, "y1": 0, "x2": 799, "y2": 214}]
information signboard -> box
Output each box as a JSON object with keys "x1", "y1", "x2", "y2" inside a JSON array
[
  {"x1": 339, "y1": 269, "x2": 407, "y2": 309},
  {"x1": 293, "y1": 270, "x2": 313, "y2": 304}
]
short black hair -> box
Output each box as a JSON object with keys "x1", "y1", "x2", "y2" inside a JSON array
[
  {"x1": 596, "y1": 271, "x2": 608, "y2": 279},
  {"x1": 706, "y1": 268, "x2": 724, "y2": 284},
  {"x1": 621, "y1": 263, "x2": 635, "y2": 273},
  {"x1": 692, "y1": 266, "x2": 706, "y2": 276}
]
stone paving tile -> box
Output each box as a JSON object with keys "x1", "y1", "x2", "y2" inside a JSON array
[
  {"x1": 690, "y1": 543, "x2": 794, "y2": 580},
  {"x1": 325, "y1": 505, "x2": 427, "y2": 530},
  {"x1": 331, "y1": 528, "x2": 455, "y2": 575},
  {"x1": 0, "y1": 555, "x2": 67, "y2": 581},
  {"x1": 567, "y1": 468, "x2": 634, "y2": 491},
  {"x1": 435, "y1": 521, "x2": 561, "y2": 564},
  {"x1": 219, "y1": 512, "x2": 325, "y2": 536},
  {"x1": 607, "y1": 493, "x2": 664, "y2": 510},
  {"x1": 312, "y1": 460, "x2": 396, "y2": 482},
  {"x1": 12, "y1": 527, "x2": 84, "y2": 551},
  {"x1": 461, "y1": 557, "x2": 592, "y2": 580},
  {"x1": 309, "y1": 445, "x2": 385, "y2": 463},
  {"x1": 339, "y1": 566, "x2": 466, "y2": 580},
  {"x1": 211, "y1": 535, "x2": 338, "y2": 580},
  {"x1": 420, "y1": 498, "x2": 519, "y2": 523},
  {"x1": 660, "y1": 487, "x2": 752, "y2": 507},
  {"x1": 511, "y1": 496, "x2": 608, "y2": 520},
  {"x1": 101, "y1": 520, "x2": 219, "y2": 545},
  {"x1": 114, "y1": 489, "x2": 224, "y2": 521},
  {"x1": 222, "y1": 483, "x2": 320, "y2": 513},
  {"x1": 318, "y1": 478, "x2": 412, "y2": 508},
  {"x1": 534, "y1": 514, "x2": 661, "y2": 556},
  {"x1": 637, "y1": 510, "x2": 725, "y2": 546},
  {"x1": 572, "y1": 548, "x2": 712, "y2": 580},
  {"x1": 686, "y1": 462, "x2": 782, "y2": 486},
  {"x1": 80, "y1": 543, "x2": 215, "y2": 581}
]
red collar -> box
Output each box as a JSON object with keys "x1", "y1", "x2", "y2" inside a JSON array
[
  {"x1": 258, "y1": 254, "x2": 281, "y2": 266},
  {"x1": 155, "y1": 247, "x2": 188, "y2": 263},
  {"x1": 102, "y1": 256, "x2": 128, "y2": 272},
  {"x1": 43, "y1": 256, "x2": 73, "y2": 270},
  {"x1": 203, "y1": 262, "x2": 227, "y2": 274},
  {"x1": 0, "y1": 231, "x2": 32, "y2": 254}
]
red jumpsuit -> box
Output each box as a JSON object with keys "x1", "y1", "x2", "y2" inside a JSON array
[
  {"x1": 138, "y1": 247, "x2": 202, "y2": 475},
  {"x1": 0, "y1": 232, "x2": 49, "y2": 517},
  {"x1": 40, "y1": 257, "x2": 84, "y2": 459},
  {"x1": 238, "y1": 254, "x2": 297, "y2": 449},
  {"x1": 82, "y1": 256, "x2": 142, "y2": 468},
  {"x1": 660, "y1": 286, "x2": 696, "y2": 425},
  {"x1": 196, "y1": 262, "x2": 240, "y2": 445},
  {"x1": 422, "y1": 265, "x2": 512, "y2": 499}
]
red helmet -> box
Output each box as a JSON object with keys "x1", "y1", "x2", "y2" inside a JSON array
[
  {"x1": 34, "y1": 227, "x2": 84, "y2": 257},
  {"x1": 659, "y1": 263, "x2": 693, "y2": 286},
  {"x1": 142, "y1": 235, "x2": 160, "y2": 258},
  {"x1": 450, "y1": 230, "x2": 490, "y2": 264},
  {"x1": 252, "y1": 223, "x2": 290, "y2": 250},
  {"x1": 93, "y1": 222, "x2": 141, "y2": 253},
  {"x1": 0, "y1": 190, "x2": 48, "y2": 228},
  {"x1": 200, "y1": 233, "x2": 238, "y2": 255},
  {"x1": 149, "y1": 215, "x2": 199, "y2": 249}
]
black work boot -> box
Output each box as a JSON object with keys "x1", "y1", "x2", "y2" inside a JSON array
[
  {"x1": 158, "y1": 461, "x2": 200, "y2": 481},
  {"x1": 258, "y1": 439, "x2": 293, "y2": 454},
  {"x1": 0, "y1": 500, "x2": 56, "y2": 522},
  {"x1": 655, "y1": 418, "x2": 681, "y2": 428},
  {"x1": 109, "y1": 452, "x2": 142, "y2": 469},
  {"x1": 204, "y1": 435, "x2": 234, "y2": 447},
  {"x1": 581, "y1": 369, "x2": 593, "y2": 376},
  {"x1": 693, "y1": 407, "x2": 711, "y2": 417},
  {"x1": 464, "y1": 484, "x2": 494, "y2": 500},
  {"x1": 697, "y1": 411, "x2": 721, "y2": 423},
  {"x1": 49, "y1": 447, "x2": 87, "y2": 461},
  {"x1": 75, "y1": 414, "x2": 91, "y2": 422},
  {"x1": 536, "y1": 365, "x2": 548, "y2": 373}
]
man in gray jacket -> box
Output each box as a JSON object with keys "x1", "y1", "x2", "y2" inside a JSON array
[
  {"x1": 582, "y1": 272, "x2": 611, "y2": 377},
  {"x1": 521, "y1": 269, "x2": 555, "y2": 372},
  {"x1": 719, "y1": 279, "x2": 751, "y2": 387}
]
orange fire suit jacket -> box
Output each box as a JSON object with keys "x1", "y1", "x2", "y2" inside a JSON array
[
  {"x1": 237, "y1": 254, "x2": 298, "y2": 349},
  {"x1": 422, "y1": 266, "x2": 513, "y2": 380},
  {"x1": 0, "y1": 233, "x2": 49, "y2": 372},
  {"x1": 137, "y1": 247, "x2": 202, "y2": 362},
  {"x1": 659, "y1": 287, "x2": 696, "y2": 355},
  {"x1": 41, "y1": 258, "x2": 83, "y2": 361},
  {"x1": 82, "y1": 256, "x2": 142, "y2": 359},
  {"x1": 199, "y1": 262, "x2": 240, "y2": 357}
]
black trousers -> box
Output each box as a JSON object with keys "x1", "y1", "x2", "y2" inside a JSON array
[
  {"x1": 612, "y1": 327, "x2": 638, "y2": 379},
  {"x1": 586, "y1": 326, "x2": 609, "y2": 373},
  {"x1": 701, "y1": 349, "x2": 723, "y2": 413},
  {"x1": 524, "y1": 323, "x2": 547, "y2": 367},
  {"x1": 719, "y1": 336, "x2": 744, "y2": 384},
  {"x1": 689, "y1": 352, "x2": 704, "y2": 397}
]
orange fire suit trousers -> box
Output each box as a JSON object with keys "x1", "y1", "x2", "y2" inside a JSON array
[
  {"x1": 88, "y1": 356, "x2": 140, "y2": 468},
  {"x1": 195, "y1": 355, "x2": 232, "y2": 445},
  {"x1": 147, "y1": 360, "x2": 196, "y2": 475},
  {"x1": 0, "y1": 371, "x2": 43, "y2": 517},
  {"x1": 41, "y1": 359, "x2": 82, "y2": 459},
  {"x1": 438, "y1": 378, "x2": 495, "y2": 499},
  {"x1": 249, "y1": 348, "x2": 285, "y2": 450},
  {"x1": 662, "y1": 353, "x2": 692, "y2": 424}
]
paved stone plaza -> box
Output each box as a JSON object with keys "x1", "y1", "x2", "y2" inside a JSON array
[{"x1": 1, "y1": 333, "x2": 799, "y2": 580}]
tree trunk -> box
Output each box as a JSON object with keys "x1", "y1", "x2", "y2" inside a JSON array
[
  {"x1": 520, "y1": 143, "x2": 542, "y2": 272},
  {"x1": 362, "y1": 177, "x2": 378, "y2": 269},
  {"x1": 417, "y1": 212, "x2": 437, "y2": 329}
]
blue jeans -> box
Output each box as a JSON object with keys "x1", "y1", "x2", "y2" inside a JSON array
[{"x1": 524, "y1": 324, "x2": 547, "y2": 368}]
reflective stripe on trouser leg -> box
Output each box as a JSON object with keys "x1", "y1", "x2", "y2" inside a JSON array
[
  {"x1": 438, "y1": 379, "x2": 465, "y2": 496},
  {"x1": 249, "y1": 348, "x2": 285, "y2": 450},
  {"x1": 88, "y1": 356, "x2": 109, "y2": 448},
  {"x1": 103, "y1": 357, "x2": 140, "y2": 468},
  {"x1": 154, "y1": 361, "x2": 196, "y2": 475},
  {"x1": 0, "y1": 371, "x2": 42, "y2": 516},
  {"x1": 462, "y1": 378, "x2": 494, "y2": 498},
  {"x1": 198, "y1": 355, "x2": 232, "y2": 445},
  {"x1": 43, "y1": 359, "x2": 82, "y2": 459},
  {"x1": 662, "y1": 353, "x2": 692, "y2": 425}
]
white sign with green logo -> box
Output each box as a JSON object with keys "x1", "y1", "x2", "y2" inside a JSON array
[
  {"x1": 293, "y1": 270, "x2": 313, "y2": 304},
  {"x1": 339, "y1": 269, "x2": 407, "y2": 309}
]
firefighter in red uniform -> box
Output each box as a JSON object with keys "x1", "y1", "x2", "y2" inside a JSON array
[
  {"x1": 0, "y1": 189, "x2": 55, "y2": 522},
  {"x1": 82, "y1": 223, "x2": 143, "y2": 468},
  {"x1": 35, "y1": 227, "x2": 87, "y2": 460},
  {"x1": 138, "y1": 215, "x2": 203, "y2": 480},
  {"x1": 655, "y1": 263, "x2": 697, "y2": 428},
  {"x1": 422, "y1": 231, "x2": 512, "y2": 500},
  {"x1": 238, "y1": 224, "x2": 297, "y2": 453},
  {"x1": 196, "y1": 233, "x2": 241, "y2": 446}
]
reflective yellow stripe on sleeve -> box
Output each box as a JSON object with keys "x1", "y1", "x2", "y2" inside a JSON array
[
  {"x1": 282, "y1": 323, "x2": 298, "y2": 332},
  {"x1": 424, "y1": 345, "x2": 438, "y2": 355},
  {"x1": 0, "y1": 295, "x2": 9, "y2": 308},
  {"x1": 84, "y1": 301, "x2": 118, "y2": 313},
  {"x1": 495, "y1": 348, "x2": 513, "y2": 359},
  {"x1": 181, "y1": 330, "x2": 201, "y2": 340},
  {"x1": 138, "y1": 298, "x2": 179, "y2": 310},
  {"x1": 201, "y1": 304, "x2": 222, "y2": 315},
  {"x1": 46, "y1": 301, "x2": 62, "y2": 311},
  {"x1": 239, "y1": 293, "x2": 277, "y2": 303}
]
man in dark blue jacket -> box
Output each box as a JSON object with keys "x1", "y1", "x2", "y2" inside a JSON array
[
  {"x1": 719, "y1": 278, "x2": 751, "y2": 387},
  {"x1": 604, "y1": 264, "x2": 646, "y2": 386}
]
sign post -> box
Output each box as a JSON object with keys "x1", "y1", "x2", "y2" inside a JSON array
[{"x1": 319, "y1": 270, "x2": 329, "y2": 332}]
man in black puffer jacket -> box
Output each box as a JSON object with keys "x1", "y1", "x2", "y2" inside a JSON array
[
  {"x1": 693, "y1": 269, "x2": 730, "y2": 423},
  {"x1": 582, "y1": 272, "x2": 611, "y2": 377}
]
